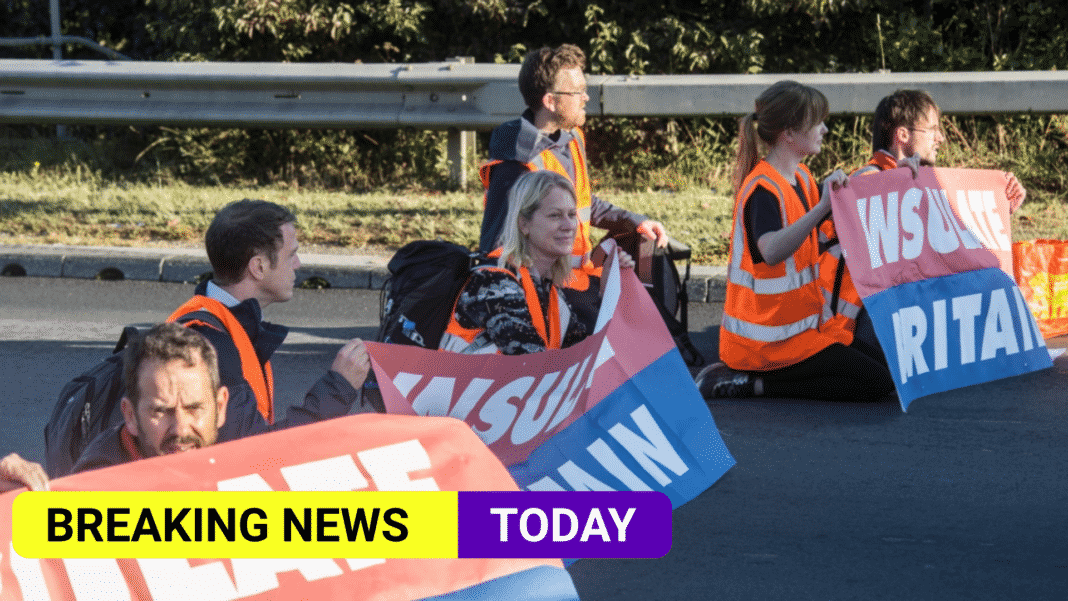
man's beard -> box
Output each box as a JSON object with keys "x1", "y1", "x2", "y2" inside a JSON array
[
  {"x1": 159, "y1": 435, "x2": 207, "y2": 455},
  {"x1": 135, "y1": 423, "x2": 209, "y2": 457}
]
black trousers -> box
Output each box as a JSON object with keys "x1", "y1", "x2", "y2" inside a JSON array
[{"x1": 758, "y1": 310, "x2": 896, "y2": 402}]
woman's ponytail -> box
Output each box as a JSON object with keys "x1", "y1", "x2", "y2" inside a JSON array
[{"x1": 733, "y1": 112, "x2": 760, "y2": 194}]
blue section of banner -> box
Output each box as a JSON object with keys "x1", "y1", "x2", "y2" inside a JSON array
[
  {"x1": 864, "y1": 268, "x2": 1052, "y2": 410},
  {"x1": 507, "y1": 348, "x2": 735, "y2": 507},
  {"x1": 418, "y1": 566, "x2": 579, "y2": 601}
]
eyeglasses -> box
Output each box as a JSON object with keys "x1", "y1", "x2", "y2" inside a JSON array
[
  {"x1": 909, "y1": 126, "x2": 942, "y2": 136},
  {"x1": 552, "y1": 89, "x2": 587, "y2": 96}
]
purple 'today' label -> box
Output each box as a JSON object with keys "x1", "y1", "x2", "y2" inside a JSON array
[{"x1": 457, "y1": 491, "x2": 671, "y2": 559}]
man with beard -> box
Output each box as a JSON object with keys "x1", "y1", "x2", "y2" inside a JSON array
[
  {"x1": 74, "y1": 323, "x2": 238, "y2": 471},
  {"x1": 825, "y1": 89, "x2": 1030, "y2": 358},
  {"x1": 478, "y1": 44, "x2": 670, "y2": 330},
  {"x1": 857, "y1": 89, "x2": 1027, "y2": 212}
]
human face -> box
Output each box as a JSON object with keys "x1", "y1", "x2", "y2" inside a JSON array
[
  {"x1": 519, "y1": 186, "x2": 578, "y2": 273},
  {"x1": 122, "y1": 357, "x2": 228, "y2": 458},
  {"x1": 788, "y1": 121, "x2": 828, "y2": 156},
  {"x1": 549, "y1": 67, "x2": 589, "y2": 130},
  {"x1": 904, "y1": 106, "x2": 944, "y2": 166},
  {"x1": 258, "y1": 221, "x2": 300, "y2": 306}
]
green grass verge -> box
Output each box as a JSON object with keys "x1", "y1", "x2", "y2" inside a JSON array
[
  {"x1": 0, "y1": 168, "x2": 737, "y2": 264},
  {"x1": 1, "y1": 165, "x2": 1065, "y2": 266}
]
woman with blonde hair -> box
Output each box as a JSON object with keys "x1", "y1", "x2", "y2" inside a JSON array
[
  {"x1": 697, "y1": 80, "x2": 894, "y2": 401},
  {"x1": 441, "y1": 170, "x2": 593, "y2": 355}
]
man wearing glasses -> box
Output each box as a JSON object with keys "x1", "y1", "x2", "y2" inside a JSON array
[
  {"x1": 478, "y1": 43, "x2": 668, "y2": 257},
  {"x1": 830, "y1": 89, "x2": 1029, "y2": 356},
  {"x1": 857, "y1": 89, "x2": 1027, "y2": 212}
]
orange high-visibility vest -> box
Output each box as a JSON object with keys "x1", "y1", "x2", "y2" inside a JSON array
[
  {"x1": 816, "y1": 149, "x2": 905, "y2": 327},
  {"x1": 816, "y1": 215, "x2": 863, "y2": 334},
  {"x1": 816, "y1": 148, "x2": 868, "y2": 334},
  {"x1": 441, "y1": 265, "x2": 568, "y2": 354},
  {"x1": 854, "y1": 150, "x2": 898, "y2": 176},
  {"x1": 479, "y1": 128, "x2": 600, "y2": 290},
  {"x1": 720, "y1": 160, "x2": 854, "y2": 371},
  {"x1": 167, "y1": 296, "x2": 274, "y2": 423}
]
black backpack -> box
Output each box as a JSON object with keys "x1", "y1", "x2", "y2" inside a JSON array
[
  {"x1": 43, "y1": 325, "x2": 140, "y2": 478},
  {"x1": 377, "y1": 240, "x2": 491, "y2": 349},
  {"x1": 612, "y1": 231, "x2": 706, "y2": 367}
]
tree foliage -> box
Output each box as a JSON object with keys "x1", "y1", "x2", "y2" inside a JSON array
[{"x1": 1, "y1": 0, "x2": 1066, "y2": 191}]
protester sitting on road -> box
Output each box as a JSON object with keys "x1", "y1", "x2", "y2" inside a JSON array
[
  {"x1": 480, "y1": 43, "x2": 665, "y2": 332},
  {"x1": 0, "y1": 452, "x2": 49, "y2": 492},
  {"x1": 442, "y1": 170, "x2": 632, "y2": 355},
  {"x1": 839, "y1": 90, "x2": 1029, "y2": 355},
  {"x1": 479, "y1": 44, "x2": 667, "y2": 255},
  {"x1": 696, "y1": 80, "x2": 895, "y2": 402},
  {"x1": 71, "y1": 323, "x2": 263, "y2": 472},
  {"x1": 72, "y1": 323, "x2": 231, "y2": 472},
  {"x1": 857, "y1": 89, "x2": 1027, "y2": 213},
  {"x1": 6, "y1": 324, "x2": 229, "y2": 480},
  {"x1": 168, "y1": 199, "x2": 376, "y2": 443}
]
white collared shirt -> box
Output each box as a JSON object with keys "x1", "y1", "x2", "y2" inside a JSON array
[{"x1": 205, "y1": 280, "x2": 241, "y2": 308}]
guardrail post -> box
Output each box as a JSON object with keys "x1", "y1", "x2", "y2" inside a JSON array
[
  {"x1": 49, "y1": 0, "x2": 67, "y2": 138},
  {"x1": 447, "y1": 128, "x2": 476, "y2": 188},
  {"x1": 445, "y1": 57, "x2": 476, "y2": 188}
]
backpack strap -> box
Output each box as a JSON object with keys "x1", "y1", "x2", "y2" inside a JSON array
[
  {"x1": 167, "y1": 295, "x2": 274, "y2": 424},
  {"x1": 114, "y1": 325, "x2": 142, "y2": 354}
]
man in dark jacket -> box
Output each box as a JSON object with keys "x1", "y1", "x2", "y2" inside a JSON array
[
  {"x1": 74, "y1": 323, "x2": 231, "y2": 471},
  {"x1": 168, "y1": 199, "x2": 374, "y2": 442},
  {"x1": 73, "y1": 321, "x2": 368, "y2": 472},
  {"x1": 479, "y1": 44, "x2": 668, "y2": 255}
]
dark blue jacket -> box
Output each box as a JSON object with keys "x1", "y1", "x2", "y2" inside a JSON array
[
  {"x1": 479, "y1": 109, "x2": 646, "y2": 252},
  {"x1": 179, "y1": 280, "x2": 370, "y2": 442}
]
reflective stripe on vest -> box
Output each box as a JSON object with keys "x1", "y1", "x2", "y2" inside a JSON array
[
  {"x1": 727, "y1": 174, "x2": 818, "y2": 298},
  {"x1": 167, "y1": 296, "x2": 274, "y2": 424},
  {"x1": 721, "y1": 312, "x2": 822, "y2": 343},
  {"x1": 720, "y1": 160, "x2": 853, "y2": 370},
  {"x1": 821, "y1": 287, "x2": 862, "y2": 322},
  {"x1": 816, "y1": 151, "x2": 902, "y2": 327}
]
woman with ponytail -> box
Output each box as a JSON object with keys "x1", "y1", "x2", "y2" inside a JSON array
[{"x1": 696, "y1": 80, "x2": 894, "y2": 402}]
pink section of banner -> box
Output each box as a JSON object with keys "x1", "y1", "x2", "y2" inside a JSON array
[
  {"x1": 366, "y1": 260, "x2": 675, "y2": 467},
  {"x1": 832, "y1": 167, "x2": 1014, "y2": 298},
  {"x1": 0, "y1": 414, "x2": 560, "y2": 601}
]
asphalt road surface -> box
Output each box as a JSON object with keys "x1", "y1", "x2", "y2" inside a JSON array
[{"x1": 2, "y1": 276, "x2": 1066, "y2": 600}]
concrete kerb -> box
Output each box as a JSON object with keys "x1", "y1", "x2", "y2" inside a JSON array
[{"x1": 0, "y1": 244, "x2": 727, "y2": 302}]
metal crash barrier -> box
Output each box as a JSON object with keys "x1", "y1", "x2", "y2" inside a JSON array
[{"x1": 2, "y1": 59, "x2": 1067, "y2": 185}]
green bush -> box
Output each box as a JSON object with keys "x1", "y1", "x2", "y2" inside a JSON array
[{"x1": 2, "y1": 0, "x2": 1068, "y2": 193}]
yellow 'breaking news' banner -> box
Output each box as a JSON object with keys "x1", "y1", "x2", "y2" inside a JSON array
[{"x1": 12, "y1": 491, "x2": 458, "y2": 558}]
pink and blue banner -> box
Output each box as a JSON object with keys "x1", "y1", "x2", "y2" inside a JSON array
[
  {"x1": 832, "y1": 167, "x2": 1051, "y2": 409},
  {"x1": 366, "y1": 247, "x2": 735, "y2": 506},
  {"x1": 0, "y1": 414, "x2": 582, "y2": 601}
]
